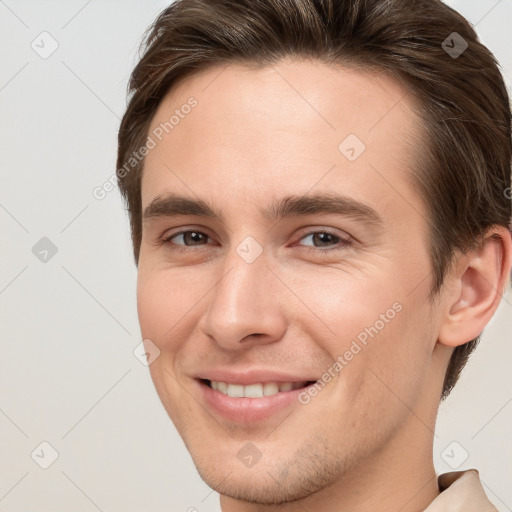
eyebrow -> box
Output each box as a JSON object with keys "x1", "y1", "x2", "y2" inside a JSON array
[{"x1": 142, "y1": 192, "x2": 383, "y2": 227}]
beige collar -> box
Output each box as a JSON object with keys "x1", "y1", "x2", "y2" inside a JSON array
[{"x1": 424, "y1": 469, "x2": 498, "y2": 511}]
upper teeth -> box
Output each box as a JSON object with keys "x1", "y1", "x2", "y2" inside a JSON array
[{"x1": 210, "y1": 381, "x2": 306, "y2": 398}]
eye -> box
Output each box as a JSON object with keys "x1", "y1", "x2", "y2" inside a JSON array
[
  {"x1": 161, "y1": 230, "x2": 212, "y2": 252},
  {"x1": 159, "y1": 228, "x2": 352, "y2": 254},
  {"x1": 297, "y1": 230, "x2": 353, "y2": 252}
]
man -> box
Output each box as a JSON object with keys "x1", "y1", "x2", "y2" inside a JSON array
[{"x1": 116, "y1": 0, "x2": 511, "y2": 510}]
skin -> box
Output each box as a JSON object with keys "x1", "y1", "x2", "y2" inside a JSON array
[{"x1": 136, "y1": 57, "x2": 512, "y2": 511}]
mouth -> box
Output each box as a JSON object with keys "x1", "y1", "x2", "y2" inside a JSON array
[
  {"x1": 196, "y1": 378, "x2": 319, "y2": 423},
  {"x1": 200, "y1": 378, "x2": 317, "y2": 398}
]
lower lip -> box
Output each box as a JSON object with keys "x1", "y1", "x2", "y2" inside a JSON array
[{"x1": 197, "y1": 380, "x2": 313, "y2": 423}]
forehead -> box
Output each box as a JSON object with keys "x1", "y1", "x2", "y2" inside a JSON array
[{"x1": 141, "y1": 58, "x2": 425, "y2": 222}]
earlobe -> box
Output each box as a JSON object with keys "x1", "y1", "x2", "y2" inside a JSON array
[{"x1": 438, "y1": 227, "x2": 512, "y2": 348}]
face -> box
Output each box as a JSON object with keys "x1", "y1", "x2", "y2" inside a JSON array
[{"x1": 137, "y1": 58, "x2": 446, "y2": 505}]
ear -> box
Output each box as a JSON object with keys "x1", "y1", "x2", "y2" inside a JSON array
[{"x1": 438, "y1": 226, "x2": 512, "y2": 348}]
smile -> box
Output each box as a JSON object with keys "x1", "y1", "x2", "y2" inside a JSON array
[
  {"x1": 197, "y1": 378, "x2": 319, "y2": 423},
  {"x1": 207, "y1": 379, "x2": 315, "y2": 398}
]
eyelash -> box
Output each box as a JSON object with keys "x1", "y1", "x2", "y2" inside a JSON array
[{"x1": 159, "y1": 229, "x2": 353, "y2": 254}]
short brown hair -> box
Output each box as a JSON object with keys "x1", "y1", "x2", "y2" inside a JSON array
[{"x1": 116, "y1": 0, "x2": 512, "y2": 400}]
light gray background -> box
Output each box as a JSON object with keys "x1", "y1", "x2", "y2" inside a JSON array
[{"x1": 0, "y1": 1, "x2": 511, "y2": 511}]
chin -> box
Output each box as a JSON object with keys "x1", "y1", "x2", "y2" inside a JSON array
[
  {"x1": 198, "y1": 466, "x2": 322, "y2": 506},
  {"x1": 188, "y1": 439, "x2": 345, "y2": 506}
]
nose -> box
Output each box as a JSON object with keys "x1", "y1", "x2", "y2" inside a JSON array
[{"x1": 197, "y1": 244, "x2": 287, "y2": 351}]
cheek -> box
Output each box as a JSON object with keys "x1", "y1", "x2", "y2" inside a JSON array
[
  {"x1": 136, "y1": 265, "x2": 203, "y2": 342},
  {"x1": 136, "y1": 267, "x2": 203, "y2": 425},
  {"x1": 289, "y1": 267, "x2": 400, "y2": 351},
  {"x1": 136, "y1": 271, "x2": 167, "y2": 340},
  {"x1": 294, "y1": 268, "x2": 433, "y2": 405},
  {"x1": 345, "y1": 297, "x2": 434, "y2": 420}
]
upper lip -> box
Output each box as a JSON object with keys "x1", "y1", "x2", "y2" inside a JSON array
[{"x1": 195, "y1": 368, "x2": 318, "y2": 386}]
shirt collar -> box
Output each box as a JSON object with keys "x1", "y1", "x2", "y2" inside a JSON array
[{"x1": 424, "y1": 469, "x2": 498, "y2": 511}]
